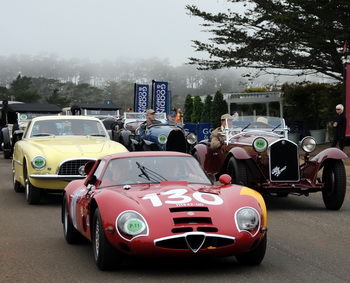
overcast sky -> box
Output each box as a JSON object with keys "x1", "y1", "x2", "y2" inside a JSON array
[{"x1": 0, "y1": 0, "x2": 232, "y2": 66}]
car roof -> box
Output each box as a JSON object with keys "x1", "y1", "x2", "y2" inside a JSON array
[
  {"x1": 30, "y1": 115, "x2": 102, "y2": 122},
  {"x1": 102, "y1": 151, "x2": 191, "y2": 161},
  {"x1": 7, "y1": 103, "x2": 62, "y2": 113}
]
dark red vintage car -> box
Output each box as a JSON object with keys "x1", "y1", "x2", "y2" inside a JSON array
[
  {"x1": 193, "y1": 116, "x2": 347, "y2": 210},
  {"x1": 62, "y1": 151, "x2": 267, "y2": 270}
]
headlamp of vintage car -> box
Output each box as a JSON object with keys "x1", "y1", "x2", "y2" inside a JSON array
[
  {"x1": 31, "y1": 155, "x2": 46, "y2": 170},
  {"x1": 186, "y1": 133, "x2": 197, "y2": 145},
  {"x1": 301, "y1": 136, "x2": 316, "y2": 153},
  {"x1": 253, "y1": 137, "x2": 268, "y2": 153},
  {"x1": 116, "y1": 211, "x2": 149, "y2": 240},
  {"x1": 158, "y1": 134, "x2": 167, "y2": 145},
  {"x1": 235, "y1": 207, "x2": 260, "y2": 235}
]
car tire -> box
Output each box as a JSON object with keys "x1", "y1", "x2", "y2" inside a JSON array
[
  {"x1": 13, "y1": 174, "x2": 24, "y2": 193},
  {"x1": 235, "y1": 234, "x2": 267, "y2": 265},
  {"x1": 322, "y1": 159, "x2": 346, "y2": 210},
  {"x1": 227, "y1": 157, "x2": 248, "y2": 186},
  {"x1": 93, "y1": 208, "x2": 122, "y2": 270},
  {"x1": 3, "y1": 150, "x2": 11, "y2": 159},
  {"x1": 25, "y1": 168, "x2": 41, "y2": 205},
  {"x1": 62, "y1": 195, "x2": 83, "y2": 244}
]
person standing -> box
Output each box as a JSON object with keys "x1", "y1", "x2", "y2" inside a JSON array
[
  {"x1": 210, "y1": 114, "x2": 231, "y2": 149},
  {"x1": 331, "y1": 104, "x2": 347, "y2": 150}
]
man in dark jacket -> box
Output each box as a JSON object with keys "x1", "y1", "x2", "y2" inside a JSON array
[{"x1": 331, "y1": 104, "x2": 347, "y2": 150}]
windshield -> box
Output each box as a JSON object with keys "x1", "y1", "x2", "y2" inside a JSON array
[
  {"x1": 227, "y1": 116, "x2": 285, "y2": 130},
  {"x1": 100, "y1": 155, "x2": 211, "y2": 187},
  {"x1": 30, "y1": 119, "x2": 107, "y2": 137}
]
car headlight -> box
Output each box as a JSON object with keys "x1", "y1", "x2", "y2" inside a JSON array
[
  {"x1": 253, "y1": 137, "x2": 268, "y2": 153},
  {"x1": 31, "y1": 155, "x2": 46, "y2": 170},
  {"x1": 235, "y1": 207, "x2": 260, "y2": 235},
  {"x1": 186, "y1": 133, "x2": 197, "y2": 145},
  {"x1": 301, "y1": 136, "x2": 316, "y2": 153},
  {"x1": 158, "y1": 134, "x2": 167, "y2": 144},
  {"x1": 116, "y1": 211, "x2": 148, "y2": 240}
]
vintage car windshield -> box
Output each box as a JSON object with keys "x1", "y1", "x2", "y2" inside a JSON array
[
  {"x1": 86, "y1": 109, "x2": 118, "y2": 116},
  {"x1": 30, "y1": 119, "x2": 107, "y2": 137},
  {"x1": 123, "y1": 112, "x2": 167, "y2": 123},
  {"x1": 100, "y1": 155, "x2": 211, "y2": 187},
  {"x1": 227, "y1": 116, "x2": 285, "y2": 131}
]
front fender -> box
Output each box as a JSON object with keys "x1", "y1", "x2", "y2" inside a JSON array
[
  {"x1": 229, "y1": 147, "x2": 251, "y2": 160},
  {"x1": 192, "y1": 143, "x2": 209, "y2": 167},
  {"x1": 311, "y1": 147, "x2": 348, "y2": 165}
]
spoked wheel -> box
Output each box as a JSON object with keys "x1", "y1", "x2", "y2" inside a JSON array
[
  {"x1": 25, "y1": 168, "x2": 41, "y2": 205},
  {"x1": 227, "y1": 157, "x2": 248, "y2": 186},
  {"x1": 62, "y1": 195, "x2": 83, "y2": 244},
  {"x1": 93, "y1": 208, "x2": 122, "y2": 270},
  {"x1": 235, "y1": 234, "x2": 267, "y2": 265},
  {"x1": 322, "y1": 159, "x2": 346, "y2": 210}
]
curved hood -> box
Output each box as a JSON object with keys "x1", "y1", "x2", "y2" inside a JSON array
[{"x1": 26, "y1": 137, "x2": 127, "y2": 156}]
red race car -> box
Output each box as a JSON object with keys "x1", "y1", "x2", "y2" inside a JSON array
[{"x1": 62, "y1": 151, "x2": 267, "y2": 270}]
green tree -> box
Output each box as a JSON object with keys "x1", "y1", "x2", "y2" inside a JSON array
[
  {"x1": 186, "y1": 1, "x2": 350, "y2": 81},
  {"x1": 282, "y1": 83, "x2": 342, "y2": 131},
  {"x1": 183, "y1": 94, "x2": 193, "y2": 123},
  {"x1": 191, "y1": 95, "x2": 204, "y2": 123},
  {"x1": 46, "y1": 88, "x2": 71, "y2": 107},
  {"x1": 201, "y1": 94, "x2": 213, "y2": 122},
  {"x1": 211, "y1": 91, "x2": 228, "y2": 128},
  {"x1": 9, "y1": 75, "x2": 40, "y2": 102}
]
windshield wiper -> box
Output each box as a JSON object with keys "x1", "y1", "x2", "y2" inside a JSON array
[
  {"x1": 241, "y1": 123, "x2": 251, "y2": 131},
  {"x1": 136, "y1": 162, "x2": 167, "y2": 182},
  {"x1": 271, "y1": 124, "x2": 281, "y2": 132},
  {"x1": 32, "y1": 133, "x2": 54, "y2": 137}
]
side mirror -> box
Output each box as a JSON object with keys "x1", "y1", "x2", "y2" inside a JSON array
[{"x1": 218, "y1": 174, "x2": 232, "y2": 185}]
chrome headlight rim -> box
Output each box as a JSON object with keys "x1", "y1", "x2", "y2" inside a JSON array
[
  {"x1": 186, "y1": 133, "x2": 197, "y2": 145},
  {"x1": 116, "y1": 210, "x2": 149, "y2": 241},
  {"x1": 253, "y1": 137, "x2": 268, "y2": 153},
  {"x1": 301, "y1": 136, "x2": 316, "y2": 153},
  {"x1": 31, "y1": 155, "x2": 46, "y2": 170},
  {"x1": 158, "y1": 134, "x2": 167, "y2": 145},
  {"x1": 235, "y1": 207, "x2": 260, "y2": 237}
]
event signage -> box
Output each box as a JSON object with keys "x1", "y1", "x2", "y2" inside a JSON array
[
  {"x1": 152, "y1": 81, "x2": 170, "y2": 113},
  {"x1": 134, "y1": 84, "x2": 149, "y2": 112}
]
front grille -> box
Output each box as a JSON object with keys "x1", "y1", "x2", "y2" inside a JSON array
[
  {"x1": 269, "y1": 139, "x2": 300, "y2": 182},
  {"x1": 166, "y1": 130, "x2": 187, "y2": 153},
  {"x1": 58, "y1": 159, "x2": 95, "y2": 175},
  {"x1": 155, "y1": 233, "x2": 235, "y2": 252}
]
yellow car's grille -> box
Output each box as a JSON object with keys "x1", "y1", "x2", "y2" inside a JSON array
[{"x1": 58, "y1": 159, "x2": 94, "y2": 176}]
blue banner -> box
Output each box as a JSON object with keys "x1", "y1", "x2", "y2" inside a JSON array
[
  {"x1": 153, "y1": 81, "x2": 169, "y2": 113},
  {"x1": 197, "y1": 123, "x2": 212, "y2": 141},
  {"x1": 184, "y1": 123, "x2": 212, "y2": 142},
  {"x1": 134, "y1": 84, "x2": 149, "y2": 112}
]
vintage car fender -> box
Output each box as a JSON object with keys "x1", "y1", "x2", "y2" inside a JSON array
[
  {"x1": 229, "y1": 147, "x2": 252, "y2": 160},
  {"x1": 311, "y1": 147, "x2": 348, "y2": 167}
]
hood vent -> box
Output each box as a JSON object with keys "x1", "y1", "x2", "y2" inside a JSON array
[{"x1": 169, "y1": 207, "x2": 209, "y2": 213}]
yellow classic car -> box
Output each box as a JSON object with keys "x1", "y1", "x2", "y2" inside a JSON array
[{"x1": 12, "y1": 115, "x2": 128, "y2": 204}]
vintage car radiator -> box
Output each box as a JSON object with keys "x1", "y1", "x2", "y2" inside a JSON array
[{"x1": 268, "y1": 139, "x2": 300, "y2": 182}]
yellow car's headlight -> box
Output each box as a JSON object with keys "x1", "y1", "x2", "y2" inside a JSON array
[{"x1": 31, "y1": 155, "x2": 46, "y2": 170}]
